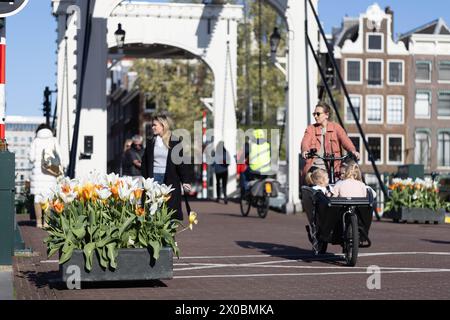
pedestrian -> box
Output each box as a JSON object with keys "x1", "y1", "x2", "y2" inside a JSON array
[
  {"x1": 29, "y1": 124, "x2": 65, "y2": 228},
  {"x1": 213, "y1": 141, "x2": 230, "y2": 204},
  {"x1": 141, "y1": 114, "x2": 193, "y2": 220},
  {"x1": 122, "y1": 135, "x2": 144, "y2": 177},
  {"x1": 120, "y1": 138, "x2": 133, "y2": 176},
  {"x1": 301, "y1": 102, "x2": 360, "y2": 185}
]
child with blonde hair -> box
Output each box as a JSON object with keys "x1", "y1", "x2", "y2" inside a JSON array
[
  {"x1": 333, "y1": 160, "x2": 373, "y2": 198},
  {"x1": 310, "y1": 168, "x2": 334, "y2": 197}
]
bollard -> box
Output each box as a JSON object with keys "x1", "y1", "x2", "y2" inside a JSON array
[{"x1": 0, "y1": 151, "x2": 14, "y2": 265}]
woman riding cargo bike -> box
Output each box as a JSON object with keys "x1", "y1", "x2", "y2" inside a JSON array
[{"x1": 300, "y1": 102, "x2": 374, "y2": 266}]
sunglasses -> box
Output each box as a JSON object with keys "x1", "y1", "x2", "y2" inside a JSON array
[{"x1": 312, "y1": 112, "x2": 325, "y2": 117}]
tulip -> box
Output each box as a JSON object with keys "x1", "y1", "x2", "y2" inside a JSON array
[{"x1": 188, "y1": 212, "x2": 198, "y2": 230}]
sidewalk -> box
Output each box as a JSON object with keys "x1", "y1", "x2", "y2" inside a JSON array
[{"x1": 0, "y1": 266, "x2": 14, "y2": 300}]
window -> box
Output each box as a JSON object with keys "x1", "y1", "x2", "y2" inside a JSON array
[
  {"x1": 438, "y1": 131, "x2": 450, "y2": 167},
  {"x1": 437, "y1": 92, "x2": 450, "y2": 117},
  {"x1": 387, "y1": 136, "x2": 403, "y2": 164},
  {"x1": 415, "y1": 91, "x2": 431, "y2": 118},
  {"x1": 346, "y1": 60, "x2": 362, "y2": 83},
  {"x1": 367, "y1": 60, "x2": 383, "y2": 86},
  {"x1": 415, "y1": 131, "x2": 430, "y2": 169},
  {"x1": 387, "y1": 96, "x2": 404, "y2": 124},
  {"x1": 388, "y1": 61, "x2": 403, "y2": 84},
  {"x1": 366, "y1": 96, "x2": 383, "y2": 123},
  {"x1": 367, "y1": 34, "x2": 383, "y2": 51},
  {"x1": 416, "y1": 61, "x2": 431, "y2": 81},
  {"x1": 345, "y1": 95, "x2": 361, "y2": 123},
  {"x1": 348, "y1": 135, "x2": 362, "y2": 154},
  {"x1": 366, "y1": 136, "x2": 383, "y2": 164},
  {"x1": 438, "y1": 61, "x2": 450, "y2": 81}
]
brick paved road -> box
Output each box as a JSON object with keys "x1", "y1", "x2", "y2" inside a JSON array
[{"x1": 13, "y1": 201, "x2": 450, "y2": 300}]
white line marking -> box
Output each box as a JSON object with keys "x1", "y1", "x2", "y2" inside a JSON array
[
  {"x1": 178, "y1": 252, "x2": 450, "y2": 260},
  {"x1": 174, "y1": 269, "x2": 450, "y2": 279}
]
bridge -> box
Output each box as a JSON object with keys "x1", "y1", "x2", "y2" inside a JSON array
[{"x1": 52, "y1": 0, "x2": 319, "y2": 213}]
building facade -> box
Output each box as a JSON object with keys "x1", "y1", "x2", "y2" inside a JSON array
[
  {"x1": 399, "y1": 19, "x2": 450, "y2": 173},
  {"x1": 5, "y1": 116, "x2": 46, "y2": 198},
  {"x1": 330, "y1": 4, "x2": 450, "y2": 179},
  {"x1": 333, "y1": 4, "x2": 409, "y2": 180},
  {"x1": 107, "y1": 59, "x2": 154, "y2": 174}
]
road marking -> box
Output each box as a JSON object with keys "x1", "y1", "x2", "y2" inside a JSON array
[
  {"x1": 178, "y1": 252, "x2": 450, "y2": 260},
  {"x1": 174, "y1": 269, "x2": 450, "y2": 279}
]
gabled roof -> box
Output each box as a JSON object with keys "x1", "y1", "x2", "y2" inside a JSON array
[
  {"x1": 332, "y1": 17, "x2": 360, "y2": 48},
  {"x1": 399, "y1": 18, "x2": 450, "y2": 40}
]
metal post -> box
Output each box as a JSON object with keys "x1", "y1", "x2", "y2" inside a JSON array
[
  {"x1": 0, "y1": 18, "x2": 6, "y2": 151},
  {"x1": 202, "y1": 110, "x2": 208, "y2": 199}
]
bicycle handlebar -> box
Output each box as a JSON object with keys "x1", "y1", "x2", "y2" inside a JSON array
[{"x1": 305, "y1": 148, "x2": 357, "y2": 162}]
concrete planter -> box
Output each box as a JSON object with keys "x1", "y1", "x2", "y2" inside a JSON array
[
  {"x1": 60, "y1": 247, "x2": 173, "y2": 282},
  {"x1": 384, "y1": 207, "x2": 446, "y2": 224}
]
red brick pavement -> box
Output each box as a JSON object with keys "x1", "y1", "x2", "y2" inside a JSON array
[{"x1": 13, "y1": 201, "x2": 450, "y2": 300}]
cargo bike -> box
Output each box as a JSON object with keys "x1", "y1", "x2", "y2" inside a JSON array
[{"x1": 301, "y1": 149, "x2": 375, "y2": 266}]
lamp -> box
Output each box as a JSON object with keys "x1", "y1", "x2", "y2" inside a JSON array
[
  {"x1": 270, "y1": 27, "x2": 281, "y2": 55},
  {"x1": 114, "y1": 23, "x2": 126, "y2": 49}
]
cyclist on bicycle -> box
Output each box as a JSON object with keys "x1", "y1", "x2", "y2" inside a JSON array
[
  {"x1": 301, "y1": 102, "x2": 360, "y2": 185},
  {"x1": 241, "y1": 129, "x2": 273, "y2": 193}
]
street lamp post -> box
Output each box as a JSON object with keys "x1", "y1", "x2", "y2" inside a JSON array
[
  {"x1": 109, "y1": 23, "x2": 126, "y2": 71},
  {"x1": 269, "y1": 27, "x2": 287, "y2": 77},
  {"x1": 114, "y1": 23, "x2": 126, "y2": 50}
]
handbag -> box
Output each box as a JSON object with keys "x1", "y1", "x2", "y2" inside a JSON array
[{"x1": 41, "y1": 144, "x2": 63, "y2": 177}]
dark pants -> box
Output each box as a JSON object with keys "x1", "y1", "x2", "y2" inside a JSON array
[{"x1": 215, "y1": 171, "x2": 228, "y2": 202}]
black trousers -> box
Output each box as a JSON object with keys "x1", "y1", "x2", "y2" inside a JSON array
[{"x1": 215, "y1": 171, "x2": 228, "y2": 200}]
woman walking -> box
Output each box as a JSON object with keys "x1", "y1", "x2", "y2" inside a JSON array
[{"x1": 141, "y1": 114, "x2": 193, "y2": 220}]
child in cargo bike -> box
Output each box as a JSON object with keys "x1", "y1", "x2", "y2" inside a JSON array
[
  {"x1": 332, "y1": 160, "x2": 376, "y2": 198},
  {"x1": 308, "y1": 168, "x2": 335, "y2": 197}
]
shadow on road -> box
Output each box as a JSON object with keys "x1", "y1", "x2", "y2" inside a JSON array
[
  {"x1": 19, "y1": 270, "x2": 167, "y2": 291},
  {"x1": 420, "y1": 239, "x2": 450, "y2": 245},
  {"x1": 235, "y1": 241, "x2": 345, "y2": 266}
]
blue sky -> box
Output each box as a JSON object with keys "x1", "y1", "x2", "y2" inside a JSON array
[{"x1": 6, "y1": 0, "x2": 450, "y2": 117}]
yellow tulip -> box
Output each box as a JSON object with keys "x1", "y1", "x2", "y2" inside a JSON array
[
  {"x1": 41, "y1": 201, "x2": 50, "y2": 212},
  {"x1": 188, "y1": 211, "x2": 198, "y2": 230}
]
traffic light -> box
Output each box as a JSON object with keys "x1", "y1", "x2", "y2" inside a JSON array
[{"x1": 43, "y1": 86, "x2": 51, "y2": 126}]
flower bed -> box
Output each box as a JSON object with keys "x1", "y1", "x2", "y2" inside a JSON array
[
  {"x1": 384, "y1": 178, "x2": 448, "y2": 224},
  {"x1": 40, "y1": 173, "x2": 197, "y2": 275}
]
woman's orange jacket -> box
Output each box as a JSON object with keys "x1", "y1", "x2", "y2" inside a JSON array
[{"x1": 301, "y1": 121, "x2": 357, "y2": 180}]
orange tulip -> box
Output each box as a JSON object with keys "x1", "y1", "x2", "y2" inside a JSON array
[
  {"x1": 133, "y1": 188, "x2": 144, "y2": 200},
  {"x1": 52, "y1": 200, "x2": 65, "y2": 215},
  {"x1": 135, "y1": 206, "x2": 145, "y2": 217}
]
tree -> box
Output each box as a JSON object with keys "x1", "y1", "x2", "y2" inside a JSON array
[{"x1": 132, "y1": 59, "x2": 213, "y2": 133}]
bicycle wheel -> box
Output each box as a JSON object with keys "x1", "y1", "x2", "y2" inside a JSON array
[
  {"x1": 240, "y1": 192, "x2": 251, "y2": 217},
  {"x1": 344, "y1": 212, "x2": 359, "y2": 266},
  {"x1": 257, "y1": 197, "x2": 270, "y2": 219}
]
